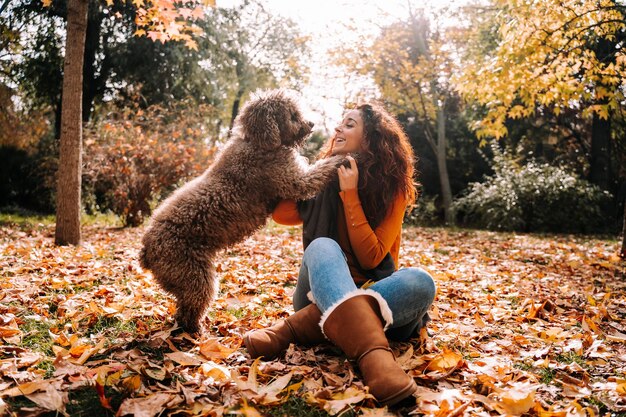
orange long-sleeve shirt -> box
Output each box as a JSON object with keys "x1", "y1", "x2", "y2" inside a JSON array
[{"x1": 272, "y1": 188, "x2": 408, "y2": 285}]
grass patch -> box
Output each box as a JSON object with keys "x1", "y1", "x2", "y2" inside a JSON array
[
  {"x1": 514, "y1": 362, "x2": 533, "y2": 372},
  {"x1": 0, "y1": 210, "x2": 55, "y2": 228},
  {"x1": 81, "y1": 211, "x2": 122, "y2": 227},
  {"x1": 20, "y1": 317, "x2": 56, "y2": 356},
  {"x1": 65, "y1": 386, "x2": 122, "y2": 417},
  {"x1": 226, "y1": 306, "x2": 252, "y2": 319},
  {"x1": 538, "y1": 367, "x2": 555, "y2": 384},
  {"x1": 0, "y1": 208, "x2": 122, "y2": 228},
  {"x1": 34, "y1": 359, "x2": 56, "y2": 379},
  {"x1": 556, "y1": 351, "x2": 587, "y2": 368},
  {"x1": 582, "y1": 396, "x2": 612, "y2": 415},
  {"x1": 88, "y1": 316, "x2": 137, "y2": 338}
]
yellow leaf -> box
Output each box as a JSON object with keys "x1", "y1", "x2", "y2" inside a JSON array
[
  {"x1": 494, "y1": 382, "x2": 539, "y2": 415},
  {"x1": 199, "y1": 361, "x2": 231, "y2": 381},
  {"x1": 426, "y1": 349, "x2": 464, "y2": 373},
  {"x1": 41, "y1": 0, "x2": 52, "y2": 6}
]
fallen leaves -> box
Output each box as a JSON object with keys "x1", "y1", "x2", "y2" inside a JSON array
[{"x1": 0, "y1": 223, "x2": 624, "y2": 416}]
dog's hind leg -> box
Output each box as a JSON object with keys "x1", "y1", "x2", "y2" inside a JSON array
[{"x1": 172, "y1": 262, "x2": 218, "y2": 334}]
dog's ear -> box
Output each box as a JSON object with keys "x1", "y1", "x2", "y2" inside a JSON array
[{"x1": 237, "y1": 93, "x2": 282, "y2": 150}]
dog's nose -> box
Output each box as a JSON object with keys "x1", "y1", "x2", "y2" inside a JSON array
[{"x1": 308, "y1": 121, "x2": 314, "y2": 129}]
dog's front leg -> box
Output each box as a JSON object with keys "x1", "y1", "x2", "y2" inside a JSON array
[{"x1": 282, "y1": 155, "x2": 344, "y2": 200}]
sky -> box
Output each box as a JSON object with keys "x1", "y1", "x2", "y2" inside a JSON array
[{"x1": 216, "y1": 0, "x2": 469, "y2": 132}]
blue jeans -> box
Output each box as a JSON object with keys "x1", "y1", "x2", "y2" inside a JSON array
[{"x1": 293, "y1": 237, "x2": 436, "y2": 341}]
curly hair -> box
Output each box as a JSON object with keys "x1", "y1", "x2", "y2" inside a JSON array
[{"x1": 321, "y1": 102, "x2": 417, "y2": 228}]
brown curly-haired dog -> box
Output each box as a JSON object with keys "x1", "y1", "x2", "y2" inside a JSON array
[{"x1": 139, "y1": 89, "x2": 342, "y2": 333}]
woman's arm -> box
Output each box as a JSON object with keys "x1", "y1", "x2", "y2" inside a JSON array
[
  {"x1": 340, "y1": 189, "x2": 406, "y2": 269},
  {"x1": 272, "y1": 199, "x2": 303, "y2": 226}
]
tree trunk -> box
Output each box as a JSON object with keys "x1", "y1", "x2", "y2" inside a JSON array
[
  {"x1": 227, "y1": 56, "x2": 247, "y2": 138},
  {"x1": 227, "y1": 87, "x2": 244, "y2": 138},
  {"x1": 589, "y1": 113, "x2": 612, "y2": 191},
  {"x1": 436, "y1": 105, "x2": 454, "y2": 225},
  {"x1": 55, "y1": 0, "x2": 88, "y2": 246},
  {"x1": 82, "y1": 0, "x2": 103, "y2": 123}
]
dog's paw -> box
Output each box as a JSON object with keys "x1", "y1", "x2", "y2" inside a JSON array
[{"x1": 330, "y1": 154, "x2": 346, "y2": 167}]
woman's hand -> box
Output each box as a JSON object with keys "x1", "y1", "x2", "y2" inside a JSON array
[{"x1": 338, "y1": 154, "x2": 358, "y2": 191}]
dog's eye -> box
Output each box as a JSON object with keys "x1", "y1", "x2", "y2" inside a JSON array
[{"x1": 291, "y1": 113, "x2": 298, "y2": 122}]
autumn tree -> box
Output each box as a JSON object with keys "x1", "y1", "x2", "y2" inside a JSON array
[
  {"x1": 337, "y1": 10, "x2": 457, "y2": 223},
  {"x1": 52, "y1": 0, "x2": 210, "y2": 245},
  {"x1": 455, "y1": 0, "x2": 625, "y2": 254},
  {"x1": 456, "y1": 0, "x2": 625, "y2": 179}
]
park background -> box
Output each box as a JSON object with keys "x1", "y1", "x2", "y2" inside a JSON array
[{"x1": 0, "y1": 0, "x2": 625, "y2": 416}]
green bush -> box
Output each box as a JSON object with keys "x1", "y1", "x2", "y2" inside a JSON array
[
  {"x1": 453, "y1": 150, "x2": 612, "y2": 233},
  {"x1": 0, "y1": 133, "x2": 58, "y2": 214},
  {"x1": 404, "y1": 194, "x2": 442, "y2": 227},
  {"x1": 83, "y1": 103, "x2": 217, "y2": 227}
]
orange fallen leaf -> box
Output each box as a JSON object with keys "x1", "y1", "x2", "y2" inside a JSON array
[
  {"x1": 425, "y1": 349, "x2": 464, "y2": 373},
  {"x1": 95, "y1": 380, "x2": 113, "y2": 410},
  {"x1": 198, "y1": 337, "x2": 240, "y2": 361},
  {"x1": 0, "y1": 326, "x2": 20, "y2": 338},
  {"x1": 122, "y1": 374, "x2": 142, "y2": 393},
  {"x1": 474, "y1": 312, "x2": 486, "y2": 328}
]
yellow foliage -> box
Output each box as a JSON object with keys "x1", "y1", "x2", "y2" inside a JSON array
[{"x1": 456, "y1": 0, "x2": 625, "y2": 139}]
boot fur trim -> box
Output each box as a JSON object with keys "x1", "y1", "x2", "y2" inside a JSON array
[{"x1": 319, "y1": 288, "x2": 394, "y2": 337}]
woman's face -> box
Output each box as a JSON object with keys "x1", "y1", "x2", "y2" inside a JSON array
[{"x1": 331, "y1": 109, "x2": 366, "y2": 155}]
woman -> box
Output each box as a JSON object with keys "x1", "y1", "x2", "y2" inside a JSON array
[{"x1": 244, "y1": 103, "x2": 436, "y2": 406}]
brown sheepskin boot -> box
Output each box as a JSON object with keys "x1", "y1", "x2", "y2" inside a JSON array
[
  {"x1": 244, "y1": 303, "x2": 325, "y2": 360},
  {"x1": 322, "y1": 293, "x2": 417, "y2": 406}
]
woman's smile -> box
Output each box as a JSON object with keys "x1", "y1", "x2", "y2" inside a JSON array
[{"x1": 331, "y1": 109, "x2": 365, "y2": 155}]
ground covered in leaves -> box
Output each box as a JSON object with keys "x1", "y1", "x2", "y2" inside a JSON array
[{"x1": 1, "y1": 220, "x2": 625, "y2": 416}]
